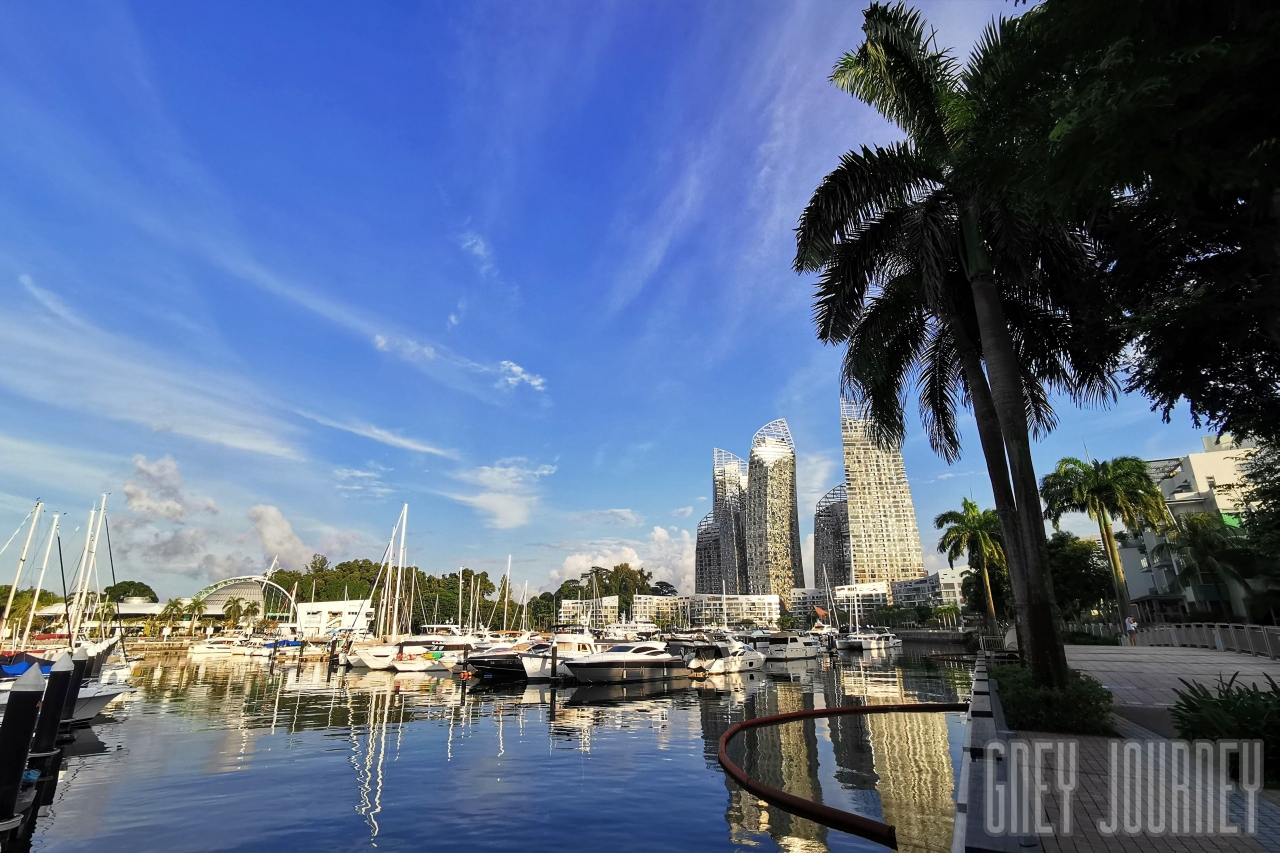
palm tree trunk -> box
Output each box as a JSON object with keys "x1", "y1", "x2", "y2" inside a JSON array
[
  {"x1": 942, "y1": 310, "x2": 1036, "y2": 658},
  {"x1": 975, "y1": 550, "x2": 997, "y2": 630},
  {"x1": 963, "y1": 263, "x2": 1069, "y2": 688},
  {"x1": 1097, "y1": 514, "x2": 1132, "y2": 624}
]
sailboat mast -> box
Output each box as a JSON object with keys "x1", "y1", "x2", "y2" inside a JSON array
[
  {"x1": 502, "y1": 555, "x2": 511, "y2": 631},
  {"x1": 20, "y1": 513, "x2": 59, "y2": 651},
  {"x1": 0, "y1": 501, "x2": 42, "y2": 642}
]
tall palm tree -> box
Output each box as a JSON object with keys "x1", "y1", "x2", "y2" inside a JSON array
[
  {"x1": 242, "y1": 601, "x2": 261, "y2": 634},
  {"x1": 184, "y1": 599, "x2": 207, "y2": 637},
  {"x1": 159, "y1": 599, "x2": 184, "y2": 634},
  {"x1": 1040, "y1": 456, "x2": 1169, "y2": 621},
  {"x1": 221, "y1": 597, "x2": 245, "y2": 632},
  {"x1": 935, "y1": 498, "x2": 1004, "y2": 629},
  {"x1": 794, "y1": 3, "x2": 1116, "y2": 686}
]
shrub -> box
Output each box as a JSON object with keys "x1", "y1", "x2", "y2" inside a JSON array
[
  {"x1": 1171, "y1": 674, "x2": 1280, "y2": 786},
  {"x1": 990, "y1": 664, "x2": 1115, "y2": 735},
  {"x1": 1062, "y1": 630, "x2": 1120, "y2": 646}
]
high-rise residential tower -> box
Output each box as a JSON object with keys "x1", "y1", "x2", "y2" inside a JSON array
[
  {"x1": 745, "y1": 419, "x2": 804, "y2": 609},
  {"x1": 814, "y1": 483, "x2": 852, "y2": 592},
  {"x1": 840, "y1": 399, "x2": 925, "y2": 584},
  {"x1": 694, "y1": 512, "x2": 721, "y2": 595},
  {"x1": 711, "y1": 448, "x2": 750, "y2": 594}
]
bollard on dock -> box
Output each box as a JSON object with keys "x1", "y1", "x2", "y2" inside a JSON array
[
  {"x1": 58, "y1": 648, "x2": 89, "y2": 740},
  {"x1": 30, "y1": 654, "x2": 72, "y2": 757},
  {"x1": 0, "y1": 667, "x2": 45, "y2": 831}
]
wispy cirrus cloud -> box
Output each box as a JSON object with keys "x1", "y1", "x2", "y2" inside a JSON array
[
  {"x1": 567, "y1": 508, "x2": 644, "y2": 528},
  {"x1": 298, "y1": 411, "x2": 457, "y2": 458},
  {"x1": 0, "y1": 277, "x2": 300, "y2": 459}
]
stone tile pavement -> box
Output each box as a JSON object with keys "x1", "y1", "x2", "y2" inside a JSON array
[{"x1": 1065, "y1": 645, "x2": 1280, "y2": 708}]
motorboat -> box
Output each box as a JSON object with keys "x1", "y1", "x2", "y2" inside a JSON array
[
  {"x1": 0, "y1": 676, "x2": 132, "y2": 724},
  {"x1": 838, "y1": 625, "x2": 901, "y2": 651},
  {"x1": 762, "y1": 631, "x2": 820, "y2": 661},
  {"x1": 468, "y1": 640, "x2": 548, "y2": 680},
  {"x1": 685, "y1": 640, "x2": 765, "y2": 675},
  {"x1": 189, "y1": 637, "x2": 247, "y2": 656},
  {"x1": 520, "y1": 629, "x2": 605, "y2": 680},
  {"x1": 562, "y1": 641, "x2": 687, "y2": 684}
]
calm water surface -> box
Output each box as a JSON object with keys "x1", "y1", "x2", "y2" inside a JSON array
[{"x1": 31, "y1": 647, "x2": 971, "y2": 853}]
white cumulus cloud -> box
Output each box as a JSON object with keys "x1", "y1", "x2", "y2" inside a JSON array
[
  {"x1": 671, "y1": 506, "x2": 693, "y2": 518},
  {"x1": 445, "y1": 458, "x2": 556, "y2": 529},
  {"x1": 248, "y1": 505, "x2": 315, "y2": 571}
]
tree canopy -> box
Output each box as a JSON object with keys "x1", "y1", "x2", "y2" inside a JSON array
[{"x1": 104, "y1": 580, "x2": 158, "y2": 602}]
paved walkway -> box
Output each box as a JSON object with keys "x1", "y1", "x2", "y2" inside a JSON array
[{"x1": 1065, "y1": 645, "x2": 1280, "y2": 708}]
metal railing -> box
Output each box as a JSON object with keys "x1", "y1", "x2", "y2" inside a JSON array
[{"x1": 1132, "y1": 622, "x2": 1280, "y2": 660}]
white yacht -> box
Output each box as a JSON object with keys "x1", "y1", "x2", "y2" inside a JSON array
[
  {"x1": 838, "y1": 625, "x2": 901, "y2": 651},
  {"x1": 188, "y1": 637, "x2": 248, "y2": 656},
  {"x1": 762, "y1": 631, "x2": 820, "y2": 660},
  {"x1": 686, "y1": 640, "x2": 765, "y2": 675},
  {"x1": 520, "y1": 629, "x2": 603, "y2": 680},
  {"x1": 355, "y1": 624, "x2": 480, "y2": 671},
  {"x1": 562, "y1": 641, "x2": 687, "y2": 684}
]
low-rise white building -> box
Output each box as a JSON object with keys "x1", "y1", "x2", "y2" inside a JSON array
[
  {"x1": 935, "y1": 566, "x2": 969, "y2": 607},
  {"x1": 631, "y1": 595, "x2": 684, "y2": 625},
  {"x1": 295, "y1": 599, "x2": 374, "y2": 637},
  {"x1": 832, "y1": 581, "x2": 891, "y2": 612},
  {"x1": 558, "y1": 595, "x2": 620, "y2": 627}
]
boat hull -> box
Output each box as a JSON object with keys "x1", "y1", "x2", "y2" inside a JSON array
[{"x1": 564, "y1": 660, "x2": 687, "y2": 684}]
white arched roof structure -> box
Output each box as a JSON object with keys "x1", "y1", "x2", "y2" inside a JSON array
[{"x1": 192, "y1": 575, "x2": 298, "y2": 619}]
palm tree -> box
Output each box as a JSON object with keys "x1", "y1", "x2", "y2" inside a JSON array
[
  {"x1": 184, "y1": 598, "x2": 207, "y2": 637},
  {"x1": 242, "y1": 601, "x2": 261, "y2": 634},
  {"x1": 935, "y1": 498, "x2": 1004, "y2": 629},
  {"x1": 1152, "y1": 513, "x2": 1267, "y2": 617},
  {"x1": 794, "y1": 3, "x2": 1117, "y2": 687},
  {"x1": 221, "y1": 597, "x2": 245, "y2": 632},
  {"x1": 95, "y1": 600, "x2": 117, "y2": 639},
  {"x1": 159, "y1": 599, "x2": 184, "y2": 634},
  {"x1": 1040, "y1": 456, "x2": 1169, "y2": 622}
]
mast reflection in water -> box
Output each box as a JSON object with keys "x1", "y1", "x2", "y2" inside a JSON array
[{"x1": 30, "y1": 648, "x2": 969, "y2": 853}]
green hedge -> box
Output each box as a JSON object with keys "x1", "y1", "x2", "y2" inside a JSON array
[
  {"x1": 1172, "y1": 674, "x2": 1280, "y2": 786},
  {"x1": 990, "y1": 665, "x2": 1115, "y2": 735}
]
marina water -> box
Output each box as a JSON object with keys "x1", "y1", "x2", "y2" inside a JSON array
[{"x1": 30, "y1": 647, "x2": 970, "y2": 853}]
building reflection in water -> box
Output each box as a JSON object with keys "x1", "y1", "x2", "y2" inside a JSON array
[{"x1": 109, "y1": 648, "x2": 965, "y2": 853}]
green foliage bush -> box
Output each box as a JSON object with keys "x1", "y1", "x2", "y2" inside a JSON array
[
  {"x1": 1172, "y1": 674, "x2": 1280, "y2": 785},
  {"x1": 1062, "y1": 630, "x2": 1120, "y2": 646},
  {"x1": 990, "y1": 665, "x2": 1115, "y2": 735}
]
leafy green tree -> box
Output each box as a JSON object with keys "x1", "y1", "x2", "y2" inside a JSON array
[
  {"x1": 1045, "y1": 531, "x2": 1114, "y2": 620},
  {"x1": 961, "y1": 555, "x2": 1010, "y2": 625},
  {"x1": 1238, "y1": 444, "x2": 1280, "y2": 557},
  {"x1": 652, "y1": 581, "x2": 678, "y2": 597},
  {"x1": 962, "y1": 0, "x2": 1280, "y2": 443},
  {"x1": 103, "y1": 580, "x2": 158, "y2": 602},
  {"x1": 793, "y1": 2, "x2": 1121, "y2": 687},
  {"x1": 1040, "y1": 456, "x2": 1168, "y2": 619},
  {"x1": 935, "y1": 498, "x2": 1004, "y2": 629}
]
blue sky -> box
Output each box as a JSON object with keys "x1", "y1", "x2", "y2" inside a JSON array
[{"x1": 0, "y1": 1, "x2": 1211, "y2": 600}]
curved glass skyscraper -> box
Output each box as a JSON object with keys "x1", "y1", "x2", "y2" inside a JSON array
[
  {"x1": 745, "y1": 419, "x2": 804, "y2": 609},
  {"x1": 694, "y1": 512, "x2": 721, "y2": 595},
  {"x1": 814, "y1": 482, "x2": 851, "y2": 592},
  {"x1": 840, "y1": 399, "x2": 925, "y2": 584},
  {"x1": 711, "y1": 448, "x2": 749, "y2": 594}
]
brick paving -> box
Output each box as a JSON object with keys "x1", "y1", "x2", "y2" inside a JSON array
[{"x1": 999, "y1": 646, "x2": 1280, "y2": 853}]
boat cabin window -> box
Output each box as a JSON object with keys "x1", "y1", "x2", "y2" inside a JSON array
[
  {"x1": 607, "y1": 645, "x2": 635, "y2": 653},
  {"x1": 643, "y1": 649, "x2": 666, "y2": 656}
]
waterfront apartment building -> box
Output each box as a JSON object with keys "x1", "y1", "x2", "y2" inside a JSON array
[
  {"x1": 935, "y1": 566, "x2": 969, "y2": 608},
  {"x1": 890, "y1": 574, "x2": 941, "y2": 611},
  {"x1": 631, "y1": 593, "x2": 781, "y2": 629},
  {"x1": 814, "y1": 483, "x2": 852, "y2": 592},
  {"x1": 1118, "y1": 434, "x2": 1258, "y2": 621},
  {"x1": 558, "y1": 595, "x2": 620, "y2": 628},
  {"x1": 832, "y1": 581, "x2": 892, "y2": 613},
  {"x1": 744, "y1": 420, "x2": 805, "y2": 609},
  {"x1": 296, "y1": 599, "x2": 375, "y2": 637},
  {"x1": 840, "y1": 400, "x2": 926, "y2": 585}
]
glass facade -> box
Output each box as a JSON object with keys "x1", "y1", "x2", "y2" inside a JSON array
[
  {"x1": 840, "y1": 399, "x2": 926, "y2": 585},
  {"x1": 745, "y1": 419, "x2": 804, "y2": 610},
  {"x1": 711, "y1": 448, "x2": 749, "y2": 594},
  {"x1": 814, "y1": 482, "x2": 852, "y2": 593},
  {"x1": 694, "y1": 511, "x2": 721, "y2": 595}
]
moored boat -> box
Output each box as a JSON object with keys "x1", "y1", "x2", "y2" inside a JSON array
[{"x1": 562, "y1": 641, "x2": 687, "y2": 684}]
